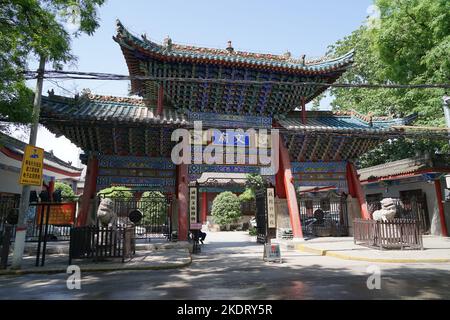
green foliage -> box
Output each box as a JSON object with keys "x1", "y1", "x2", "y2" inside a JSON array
[
  {"x1": 327, "y1": 0, "x2": 450, "y2": 167},
  {"x1": 140, "y1": 191, "x2": 167, "y2": 225},
  {"x1": 358, "y1": 137, "x2": 448, "y2": 168},
  {"x1": 97, "y1": 186, "x2": 133, "y2": 198},
  {"x1": 54, "y1": 181, "x2": 75, "y2": 198},
  {"x1": 211, "y1": 191, "x2": 241, "y2": 226},
  {"x1": 245, "y1": 174, "x2": 265, "y2": 192},
  {"x1": 239, "y1": 188, "x2": 255, "y2": 202},
  {"x1": 248, "y1": 227, "x2": 257, "y2": 236},
  {"x1": 0, "y1": 0, "x2": 105, "y2": 124}
]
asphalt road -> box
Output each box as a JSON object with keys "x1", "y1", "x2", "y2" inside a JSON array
[{"x1": 1, "y1": 232, "x2": 449, "y2": 300}]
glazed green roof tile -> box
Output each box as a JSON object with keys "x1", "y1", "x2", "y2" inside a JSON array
[{"x1": 114, "y1": 20, "x2": 354, "y2": 73}]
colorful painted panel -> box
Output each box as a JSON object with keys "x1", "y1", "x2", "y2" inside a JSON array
[
  {"x1": 291, "y1": 161, "x2": 347, "y2": 174},
  {"x1": 291, "y1": 161, "x2": 348, "y2": 193},
  {"x1": 188, "y1": 112, "x2": 272, "y2": 129},
  {"x1": 96, "y1": 155, "x2": 176, "y2": 193},
  {"x1": 97, "y1": 155, "x2": 175, "y2": 170}
]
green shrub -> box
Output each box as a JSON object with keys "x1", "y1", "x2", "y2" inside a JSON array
[
  {"x1": 211, "y1": 191, "x2": 241, "y2": 227},
  {"x1": 248, "y1": 227, "x2": 257, "y2": 236},
  {"x1": 54, "y1": 182, "x2": 75, "y2": 198}
]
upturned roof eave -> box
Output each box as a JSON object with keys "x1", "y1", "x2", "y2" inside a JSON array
[{"x1": 114, "y1": 20, "x2": 354, "y2": 74}]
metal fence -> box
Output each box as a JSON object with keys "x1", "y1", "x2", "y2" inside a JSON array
[
  {"x1": 1, "y1": 195, "x2": 78, "y2": 242},
  {"x1": 0, "y1": 195, "x2": 20, "y2": 240},
  {"x1": 354, "y1": 218, "x2": 423, "y2": 250},
  {"x1": 298, "y1": 192, "x2": 348, "y2": 237},
  {"x1": 69, "y1": 225, "x2": 135, "y2": 264},
  {"x1": 97, "y1": 193, "x2": 173, "y2": 241}
]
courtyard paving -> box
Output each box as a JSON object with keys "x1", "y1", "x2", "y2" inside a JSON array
[
  {"x1": 283, "y1": 235, "x2": 450, "y2": 263},
  {"x1": 1, "y1": 231, "x2": 450, "y2": 299}
]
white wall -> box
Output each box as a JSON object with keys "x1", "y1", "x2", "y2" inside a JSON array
[
  {"x1": 363, "y1": 180, "x2": 444, "y2": 236},
  {"x1": 0, "y1": 168, "x2": 41, "y2": 194}
]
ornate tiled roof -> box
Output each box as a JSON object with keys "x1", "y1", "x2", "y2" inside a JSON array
[
  {"x1": 0, "y1": 132, "x2": 82, "y2": 173},
  {"x1": 39, "y1": 93, "x2": 416, "y2": 161},
  {"x1": 40, "y1": 92, "x2": 188, "y2": 125},
  {"x1": 358, "y1": 155, "x2": 450, "y2": 181},
  {"x1": 40, "y1": 93, "x2": 415, "y2": 132},
  {"x1": 113, "y1": 20, "x2": 355, "y2": 117},
  {"x1": 278, "y1": 111, "x2": 416, "y2": 133},
  {"x1": 114, "y1": 20, "x2": 354, "y2": 73}
]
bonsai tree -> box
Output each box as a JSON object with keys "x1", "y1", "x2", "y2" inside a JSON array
[
  {"x1": 211, "y1": 191, "x2": 241, "y2": 228},
  {"x1": 140, "y1": 191, "x2": 167, "y2": 225},
  {"x1": 245, "y1": 173, "x2": 265, "y2": 192},
  {"x1": 238, "y1": 188, "x2": 255, "y2": 202}
]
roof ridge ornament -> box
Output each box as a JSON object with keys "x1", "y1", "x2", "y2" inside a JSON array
[
  {"x1": 226, "y1": 40, "x2": 234, "y2": 54},
  {"x1": 283, "y1": 51, "x2": 291, "y2": 60},
  {"x1": 163, "y1": 35, "x2": 172, "y2": 51}
]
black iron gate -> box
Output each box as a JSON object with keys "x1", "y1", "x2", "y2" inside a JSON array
[
  {"x1": 255, "y1": 188, "x2": 268, "y2": 244},
  {"x1": 298, "y1": 191, "x2": 349, "y2": 238},
  {"x1": 98, "y1": 191, "x2": 172, "y2": 241}
]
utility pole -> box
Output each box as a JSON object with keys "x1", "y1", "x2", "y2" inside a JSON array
[{"x1": 11, "y1": 55, "x2": 46, "y2": 269}]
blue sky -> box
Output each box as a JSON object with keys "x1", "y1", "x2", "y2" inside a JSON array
[{"x1": 21, "y1": 0, "x2": 374, "y2": 166}]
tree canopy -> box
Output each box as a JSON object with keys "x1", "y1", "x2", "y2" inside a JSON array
[
  {"x1": 327, "y1": 0, "x2": 450, "y2": 167},
  {"x1": 211, "y1": 192, "x2": 241, "y2": 227},
  {"x1": 0, "y1": 0, "x2": 105, "y2": 125}
]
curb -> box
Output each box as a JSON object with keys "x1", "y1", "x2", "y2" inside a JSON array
[
  {"x1": 295, "y1": 244, "x2": 450, "y2": 263},
  {"x1": 0, "y1": 256, "x2": 192, "y2": 276}
]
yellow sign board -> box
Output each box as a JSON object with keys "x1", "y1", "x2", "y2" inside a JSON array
[{"x1": 19, "y1": 145, "x2": 44, "y2": 186}]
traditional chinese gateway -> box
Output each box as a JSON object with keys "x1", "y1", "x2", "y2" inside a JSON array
[{"x1": 38, "y1": 20, "x2": 420, "y2": 241}]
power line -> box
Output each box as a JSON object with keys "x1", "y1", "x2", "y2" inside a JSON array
[{"x1": 23, "y1": 70, "x2": 450, "y2": 90}]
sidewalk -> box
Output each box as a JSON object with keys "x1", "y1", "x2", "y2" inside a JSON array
[
  {"x1": 279, "y1": 236, "x2": 450, "y2": 263},
  {"x1": 0, "y1": 248, "x2": 192, "y2": 275}
]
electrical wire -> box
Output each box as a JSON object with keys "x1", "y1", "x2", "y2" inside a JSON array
[{"x1": 23, "y1": 70, "x2": 450, "y2": 90}]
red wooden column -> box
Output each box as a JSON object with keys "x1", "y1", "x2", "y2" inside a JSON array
[
  {"x1": 434, "y1": 179, "x2": 448, "y2": 237},
  {"x1": 279, "y1": 135, "x2": 303, "y2": 238},
  {"x1": 346, "y1": 161, "x2": 370, "y2": 220},
  {"x1": 201, "y1": 192, "x2": 208, "y2": 223},
  {"x1": 275, "y1": 156, "x2": 286, "y2": 198},
  {"x1": 77, "y1": 155, "x2": 98, "y2": 226},
  {"x1": 177, "y1": 163, "x2": 189, "y2": 241}
]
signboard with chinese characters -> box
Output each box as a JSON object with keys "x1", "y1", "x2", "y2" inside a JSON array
[
  {"x1": 36, "y1": 203, "x2": 76, "y2": 226},
  {"x1": 267, "y1": 187, "x2": 276, "y2": 228},
  {"x1": 19, "y1": 145, "x2": 44, "y2": 186},
  {"x1": 189, "y1": 187, "x2": 198, "y2": 226}
]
